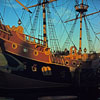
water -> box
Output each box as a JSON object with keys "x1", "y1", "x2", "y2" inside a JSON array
[
  {"x1": 0, "y1": 95, "x2": 100, "y2": 100},
  {"x1": 0, "y1": 87, "x2": 99, "y2": 100},
  {"x1": 38, "y1": 96, "x2": 78, "y2": 100},
  {"x1": 0, "y1": 96, "x2": 78, "y2": 100}
]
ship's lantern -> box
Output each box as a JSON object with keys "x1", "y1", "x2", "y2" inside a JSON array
[
  {"x1": 18, "y1": 19, "x2": 21, "y2": 25},
  {"x1": 84, "y1": 48, "x2": 87, "y2": 53}
]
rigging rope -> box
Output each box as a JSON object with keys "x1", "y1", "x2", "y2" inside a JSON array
[
  {"x1": 30, "y1": 5, "x2": 41, "y2": 37},
  {"x1": 8, "y1": 0, "x2": 19, "y2": 20},
  {"x1": 62, "y1": 13, "x2": 79, "y2": 50},
  {"x1": 91, "y1": 0, "x2": 100, "y2": 22},
  {"x1": 84, "y1": 17, "x2": 95, "y2": 53},
  {"x1": 54, "y1": 0, "x2": 74, "y2": 44},
  {"x1": 24, "y1": 7, "x2": 36, "y2": 34},
  {"x1": 85, "y1": 17, "x2": 100, "y2": 52},
  {"x1": 0, "y1": 13, "x2": 4, "y2": 23},
  {"x1": 86, "y1": 16, "x2": 100, "y2": 46},
  {"x1": 51, "y1": 3, "x2": 76, "y2": 50},
  {"x1": 7, "y1": 0, "x2": 29, "y2": 34},
  {"x1": 3, "y1": 0, "x2": 6, "y2": 19},
  {"x1": 52, "y1": 0, "x2": 69, "y2": 8},
  {"x1": 86, "y1": 17, "x2": 99, "y2": 40},
  {"x1": 75, "y1": 0, "x2": 79, "y2": 5},
  {"x1": 47, "y1": 4, "x2": 61, "y2": 52}
]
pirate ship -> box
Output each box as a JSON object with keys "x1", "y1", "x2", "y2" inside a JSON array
[
  {"x1": 0, "y1": 0, "x2": 100, "y2": 89},
  {"x1": 63, "y1": 0, "x2": 100, "y2": 72},
  {"x1": 0, "y1": 0, "x2": 72, "y2": 89}
]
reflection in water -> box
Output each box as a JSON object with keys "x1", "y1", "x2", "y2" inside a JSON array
[
  {"x1": 0, "y1": 94, "x2": 100, "y2": 100},
  {"x1": 0, "y1": 96, "x2": 78, "y2": 100},
  {"x1": 38, "y1": 96, "x2": 78, "y2": 100},
  {"x1": 0, "y1": 95, "x2": 100, "y2": 100}
]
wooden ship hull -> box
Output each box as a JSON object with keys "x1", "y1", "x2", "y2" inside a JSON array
[
  {"x1": 0, "y1": 69, "x2": 71, "y2": 90},
  {"x1": 0, "y1": 23, "x2": 72, "y2": 90},
  {"x1": 0, "y1": 0, "x2": 100, "y2": 91}
]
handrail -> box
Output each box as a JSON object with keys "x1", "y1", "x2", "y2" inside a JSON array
[
  {"x1": 65, "y1": 10, "x2": 100, "y2": 23},
  {"x1": 0, "y1": 28, "x2": 11, "y2": 35},
  {"x1": 21, "y1": 34, "x2": 44, "y2": 45}
]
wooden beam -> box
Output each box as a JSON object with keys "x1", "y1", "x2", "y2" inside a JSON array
[
  {"x1": 16, "y1": 0, "x2": 32, "y2": 13},
  {"x1": 65, "y1": 10, "x2": 100, "y2": 23},
  {"x1": 27, "y1": 0, "x2": 57, "y2": 8}
]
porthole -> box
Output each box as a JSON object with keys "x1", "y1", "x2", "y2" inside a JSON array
[
  {"x1": 72, "y1": 61, "x2": 77, "y2": 66},
  {"x1": 12, "y1": 43, "x2": 17, "y2": 49},
  {"x1": 33, "y1": 50, "x2": 38, "y2": 56},
  {"x1": 65, "y1": 60, "x2": 69, "y2": 65}
]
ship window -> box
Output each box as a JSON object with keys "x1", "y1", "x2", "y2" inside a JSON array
[{"x1": 23, "y1": 48, "x2": 28, "y2": 52}]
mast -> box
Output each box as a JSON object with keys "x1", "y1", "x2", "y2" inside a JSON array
[
  {"x1": 75, "y1": 0, "x2": 88, "y2": 54},
  {"x1": 16, "y1": 0, "x2": 56, "y2": 47},
  {"x1": 43, "y1": 0, "x2": 47, "y2": 47},
  {"x1": 79, "y1": 2, "x2": 83, "y2": 54},
  {"x1": 65, "y1": 0, "x2": 100, "y2": 54}
]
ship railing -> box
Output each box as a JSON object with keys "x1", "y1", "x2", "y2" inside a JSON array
[
  {"x1": 0, "y1": 24, "x2": 12, "y2": 35},
  {"x1": 0, "y1": 28, "x2": 11, "y2": 35},
  {"x1": 23, "y1": 34, "x2": 44, "y2": 45}
]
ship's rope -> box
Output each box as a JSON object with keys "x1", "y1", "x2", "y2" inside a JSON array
[
  {"x1": 7, "y1": 0, "x2": 29, "y2": 34},
  {"x1": 92, "y1": 0, "x2": 100, "y2": 18},
  {"x1": 46, "y1": 4, "x2": 61, "y2": 52},
  {"x1": 53, "y1": 0, "x2": 74, "y2": 48},
  {"x1": 86, "y1": 17, "x2": 99, "y2": 41},
  {"x1": 30, "y1": 5, "x2": 41, "y2": 37},
  {"x1": 8, "y1": 0, "x2": 19, "y2": 20},
  {"x1": 75, "y1": 0, "x2": 79, "y2": 5},
  {"x1": 2, "y1": 0, "x2": 6, "y2": 20},
  {"x1": 84, "y1": 17, "x2": 95, "y2": 53},
  {"x1": 23, "y1": 0, "x2": 37, "y2": 32},
  {"x1": 62, "y1": 13, "x2": 79, "y2": 50},
  {"x1": 55, "y1": 0, "x2": 73, "y2": 29},
  {"x1": 52, "y1": 0, "x2": 69, "y2": 8},
  {"x1": 21, "y1": 0, "x2": 29, "y2": 21},
  {"x1": 51, "y1": 3, "x2": 76, "y2": 50},
  {"x1": 24, "y1": 0, "x2": 41, "y2": 37},
  {"x1": 85, "y1": 17, "x2": 100, "y2": 53},
  {"x1": 0, "y1": 13, "x2": 4, "y2": 23},
  {"x1": 24, "y1": 8, "x2": 36, "y2": 34}
]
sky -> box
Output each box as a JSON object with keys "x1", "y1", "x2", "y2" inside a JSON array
[{"x1": 0, "y1": 0, "x2": 100, "y2": 53}]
